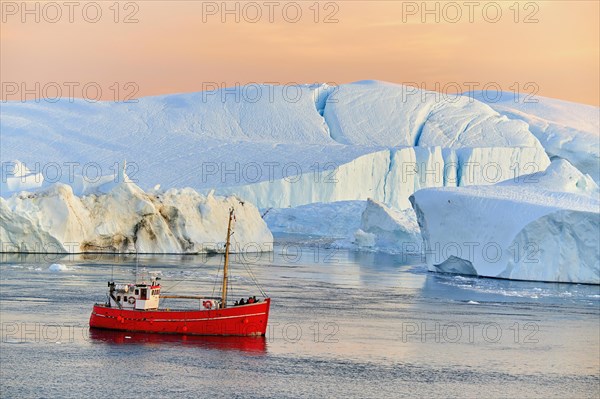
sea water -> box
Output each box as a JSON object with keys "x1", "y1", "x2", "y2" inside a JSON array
[{"x1": 1, "y1": 245, "x2": 598, "y2": 398}]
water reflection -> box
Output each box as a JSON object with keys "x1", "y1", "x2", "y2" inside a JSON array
[{"x1": 89, "y1": 328, "x2": 267, "y2": 353}]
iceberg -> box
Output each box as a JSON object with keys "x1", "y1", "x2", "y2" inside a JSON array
[
  {"x1": 466, "y1": 91, "x2": 600, "y2": 182},
  {"x1": 410, "y1": 160, "x2": 600, "y2": 284},
  {"x1": 1, "y1": 168, "x2": 273, "y2": 254},
  {"x1": 263, "y1": 199, "x2": 421, "y2": 254},
  {"x1": 1, "y1": 160, "x2": 44, "y2": 193},
  {"x1": 325, "y1": 81, "x2": 544, "y2": 150},
  {"x1": 352, "y1": 199, "x2": 421, "y2": 252},
  {"x1": 48, "y1": 263, "x2": 69, "y2": 272},
  {"x1": 6, "y1": 80, "x2": 595, "y2": 273},
  {"x1": 264, "y1": 200, "x2": 366, "y2": 238},
  {"x1": 2, "y1": 81, "x2": 549, "y2": 206},
  {"x1": 216, "y1": 145, "x2": 550, "y2": 210}
]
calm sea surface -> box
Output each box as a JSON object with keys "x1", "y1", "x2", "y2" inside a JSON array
[{"x1": 1, "y1": 244, "x2": 599, "y2": 398}]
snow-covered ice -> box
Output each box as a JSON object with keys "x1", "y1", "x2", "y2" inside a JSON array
[
  {"x1": 264, "y1": 199, "x2": 421, "y2": 253},
  {"x1": 2, "y1": 81, "x2": 597, "y2": 284},
  {"x1": 466, "y1": 91, "x2": 600, "y2": 182},
  {"x1": 499, "y1": 159, "x2": 599, "y2": 197},
  {"x1": 410, "y1": 160, "x2": 600, "y2": 284},
  {"x1": 48, "y1": 263, "x2": 68, "y2": 272},
  {"x1": 1, "y1": 160, "x2": 45, "y2": 193},
  {"x1": 351, "y1": 199, "x2": 421, "y2": 252},
  {"x1": 1, "y1": 167, "x2": 272, "y2": 254},
  {"x1": 2, "y1": 81, "x2": 550, "y2": 207},
  {"x1": 264, "y1": 201, "x2": 366, "y2": 238},
  {"x1": 325, "y1": 81, "x2": 544, "y2": 150},
  {"x1": 216, "y1": 145, "x2": 550, "y2": 210}
]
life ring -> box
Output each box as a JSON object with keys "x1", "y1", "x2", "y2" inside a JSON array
[
  {"x1": 202, "y1": 300, "x2": 213, "y2": 309},
  {"x1": 128, "y1": 297, "x2": 136, "y2": 305}
]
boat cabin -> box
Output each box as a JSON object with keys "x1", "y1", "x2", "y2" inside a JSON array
[
  {"x1": 108, "y1": 280, "x2": 161, "y2": 311},
  {"x1": 106, "y1": 277, "x2": 223, "y2": 311}
]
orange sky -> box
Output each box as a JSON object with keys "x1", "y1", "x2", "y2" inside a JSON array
[{"x1": 1, "y1": 1, "x2": 599, "y2": 105}]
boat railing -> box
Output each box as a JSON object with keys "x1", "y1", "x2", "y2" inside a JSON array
[{"x1": 159, "y1": 295, "x2": 222, "y2": 300}]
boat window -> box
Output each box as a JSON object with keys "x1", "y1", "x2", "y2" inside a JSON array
[
  {"x1": 135, "y1": 289, "x2": 139, "y2": 295},
  {"x1": 117, "y1": 296, "x2": 121, "y2": 302},
  {"x1": 141, "y1": 289, "x2": 147, "y2": 300}
]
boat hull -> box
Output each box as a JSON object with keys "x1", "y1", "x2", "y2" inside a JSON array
[{"x1": 89, "y1": 298, "x2": 270, "y2": 336}]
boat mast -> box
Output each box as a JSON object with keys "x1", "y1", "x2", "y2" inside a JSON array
[{"x1": 221, "y1": 207, "x2": 234, "y2": 309}]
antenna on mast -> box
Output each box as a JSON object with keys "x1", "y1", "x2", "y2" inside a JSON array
[
  {"x1": 135, "y1": 251, "x2": 139, "y2": 284},
  {"x1": 221, "y1": 207, "x2": 235, "y2": 309}
]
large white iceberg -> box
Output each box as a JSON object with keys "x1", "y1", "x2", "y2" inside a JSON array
[
  {"x1": 466, "y1": 91, "x2": 600, "y2": 182},
  {"x1": 1, "y1": 168, "x2": 273, "y2": 254},
  {"x1": 3, "y1": 80, "x2": 595, "y2": 275},
  {"x1": 216, "y1": 81, "x2": 550, "y2": 208},
  {"x1": 2, "y1": 81, "x2": 549, "y2": 206},
  {"x1": 410, "y1": 160, "x2": 600, "y2": 284}
]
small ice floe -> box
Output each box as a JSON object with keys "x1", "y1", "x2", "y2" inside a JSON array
[
  {"x1": 48, "y1": 263, "x2": 68, "y2": 272},
  {"x1": 467, "y1": 300, "x2": 480, "y2": 305},
  {"x1": 455, "y1": 276, "x2": 472, "y2": 281}
]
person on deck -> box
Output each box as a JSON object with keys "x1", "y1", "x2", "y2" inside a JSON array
[
  {"x1": 239, "y1": 298, "x2": 245, "y2": 305},
  {"x1": 248, "y1": 297, "x2": 255, "y2": 304}
]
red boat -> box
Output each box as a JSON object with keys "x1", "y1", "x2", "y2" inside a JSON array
[{"x1": 90, "y1": 208, "x2": 271, "y2": 336}]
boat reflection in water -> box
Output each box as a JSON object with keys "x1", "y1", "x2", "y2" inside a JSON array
[{"x1": 89, "y1": 328, "x2": 267, "y2": 353}]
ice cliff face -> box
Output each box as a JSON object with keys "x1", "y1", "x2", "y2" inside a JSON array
[
  {"x1": 218, "y1": 145, "x2": 550, "y2": 210},
  {"x1": 410, "y1": 160, "x2": 600, "y2": 284},
  {"x1": 263, "y1": 199, "x2": 421, "y2": 254},
  {"x1": 2, "y1": 81, "x2": 551, "y2": 207},
  {"x1": 0, "y1": 170, "x2": 272, "y2": 254},
  {"x1": 264, "y1": 201, "x2": 365, "y2": 238},
  {"x1": 212, "y1": 81, "x2": 551, "y2": 209}
]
